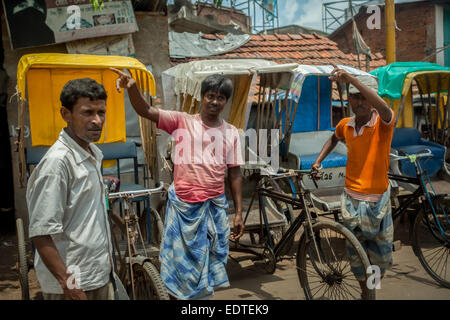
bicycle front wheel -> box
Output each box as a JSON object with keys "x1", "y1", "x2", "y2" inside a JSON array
[
  {"x1": 131, "y1": 261, "x2": 170, "y2": 300},
  {"x1": 16, "y1": 218, "x2": 30, "y2": 300},
  {"x1": 412, "y1": 200, "x2": 450, "y2": 288},
  {"x1": 297, "y1": 219, "x2": 375, "y2": 300}
]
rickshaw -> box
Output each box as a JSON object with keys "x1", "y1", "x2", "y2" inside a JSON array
[
  {"x1": 160, "y1": 60, "x2": 378, "y2": 300},
  {"x1": 13, "y1": 53, "x2": 167, "y2": 300},
  {"x1": 370, "y1": 62, "x2": 450, "y2": 181}
]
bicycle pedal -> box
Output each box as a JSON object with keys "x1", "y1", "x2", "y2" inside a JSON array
[{"x1": 239, "y1": 259, "x2": 255, "y2": 268}]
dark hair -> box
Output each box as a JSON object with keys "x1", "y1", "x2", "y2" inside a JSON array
[
  {"x1": 201, "y1": 74, "x2": 233, "y2": 100},
  {"x1": 60, "y1": 78, "x2": 107, "y2": 111}
]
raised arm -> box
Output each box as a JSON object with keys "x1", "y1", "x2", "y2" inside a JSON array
[
  {"x1": 110, "y1": 68, "x2": 160, "y2": 123},
  {"x1": 329, "y1": 63, "x2": 392, "y2": 123}
]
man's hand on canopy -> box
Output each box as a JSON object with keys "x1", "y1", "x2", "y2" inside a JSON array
[{"x1": 110, "y1": 67, "x2": 136, "y2": 93}]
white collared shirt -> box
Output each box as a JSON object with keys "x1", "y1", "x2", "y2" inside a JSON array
[{"x1": 26, "y1": 129, "x2": 112, "y2": 294}]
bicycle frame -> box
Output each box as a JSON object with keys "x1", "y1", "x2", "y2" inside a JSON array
[
  {"x1": 389, "y1": 156, "x2": 449, "y2": 242},
  {"x1": 107, "y1": 184, "x2": 165, "y2": 299},
  {"x1": 234, "y1": 171, "x2": 318, "y2": 260}
]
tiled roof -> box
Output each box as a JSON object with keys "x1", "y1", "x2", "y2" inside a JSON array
[{"x1": 170, "y1": 32, "x2": 386, "y2": 71}]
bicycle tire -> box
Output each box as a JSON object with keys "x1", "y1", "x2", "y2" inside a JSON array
[
  {"x1": 131, "y1": 261, "x2": 170, "y2": 300},
  {"x1": 412, "y1": 202, "x2": 450, "y2": 288},
  {"x1": 297, "y1": 219, "x2": 375, "y2": 300},
  {"x1": 150, "y1": 208, "x2": 164, "y2": 246},
  {"x1": 16, "y1": 218, "x2": 30, "y2": 300}
]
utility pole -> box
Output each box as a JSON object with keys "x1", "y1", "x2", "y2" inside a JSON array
[{"x1": 385, "y1": 0, "x2": 396, "y2": 64}]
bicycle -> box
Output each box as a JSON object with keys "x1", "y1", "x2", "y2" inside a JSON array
[
  {"x1": 16, "y1": 217, "x2": 31, "y2": 300},
  {"x1": 388, "y1": 149, "x2": 450, "y2": 288},
  {"x1": 106, "y1": 183, "x2": 170, "y2": 300},
  {"x1": 230, "y1": 166, "x2": 376, "y2": 300}
]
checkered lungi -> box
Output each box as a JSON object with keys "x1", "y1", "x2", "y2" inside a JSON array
[{"x1": 341, "y1": 188, "x2": 394, "y2": 281}]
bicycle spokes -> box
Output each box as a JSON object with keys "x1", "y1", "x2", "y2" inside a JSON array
[{"x1": 299, "y1": 223, "x2": 369, "y2": 300}]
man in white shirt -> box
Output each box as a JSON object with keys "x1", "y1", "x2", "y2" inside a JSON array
[{"x1": 26, "y1": 78, "x2": 114, "y2": 300}]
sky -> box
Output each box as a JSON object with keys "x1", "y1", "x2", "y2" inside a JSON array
[
  {"x1": 215, "y1": 0, "x2": 419, "y2": 33},
  {"x1": 276, "y1": 0, "x2": 416, "y2": 32}
]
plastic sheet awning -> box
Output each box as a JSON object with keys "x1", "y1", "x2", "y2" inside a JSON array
[
  {"x1": 163, "y1": 59, "x2": 279, "y2": 102},
  {"x1": 169, "y1": 32, "x2": 251, "y2": 59},
  {"x1": 370, "y1": 62, "x2": 450, "y2": 99}
]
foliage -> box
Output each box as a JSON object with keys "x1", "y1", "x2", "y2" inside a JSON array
[{"x1": 90, "y1": 0, "x2": 106, "y2": 11}]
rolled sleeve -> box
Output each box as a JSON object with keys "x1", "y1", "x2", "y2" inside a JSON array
[
  {"x1": 27, "y1": 166, "x2": 68, "y2": 238},
  {"x1": 380, "y1": 108, "x2": 395, "y2": 127},
  {"x1": 157, "y1": 110, "x2": 181, "y2": 135},
  {"x1": 335, "y1": 119, "x2": 346, "y2": 140}
]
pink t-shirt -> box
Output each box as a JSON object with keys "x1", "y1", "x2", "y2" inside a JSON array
[{"x1": 158, "y1": 110, "x2": 244, "y2": 203}]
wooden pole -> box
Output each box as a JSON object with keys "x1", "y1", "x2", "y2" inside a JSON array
[
  {"x1": 385, "y1": 0, "x2": 397, "y2": 64},
  {"x1": 18, "y1": 99, "x2": 26, "y2": 188}
]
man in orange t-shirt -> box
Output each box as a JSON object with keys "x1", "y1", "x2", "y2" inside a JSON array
[{"x1": 312, "y1": 64, "x2": 395, "y2": 299}]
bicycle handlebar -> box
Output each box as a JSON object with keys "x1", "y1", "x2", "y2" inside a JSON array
[
  {"x1": 108, "y1": 182, "x2": 165, "y2": 199},
  {"x1": 389, "y1": 149, "x2": 433, "y2": 162},
  {"x1": 277, "y1": 168, "x2": 312, "y2": 175},
  {"x1": 262, "y1": 167, "x2": 321, "y2": 188}
]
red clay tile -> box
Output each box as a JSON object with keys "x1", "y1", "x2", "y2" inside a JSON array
[
  {"x1": 301, "y1": 33, "x2": 314, "y2": 39},
  {"x1": 294, "y1": 52, "x2": 305, "y2": 59},
  {"x1": 375, "y1": 52, "x2": 384, "y2": 59},
  {"x1": 201, "y1": 34, "x2": 217, "y2": 40},
  {"x1": 319, "y1": 51, "x2": 332, "y2": 58},
  {"x1": 275, "y1": 33, "x2": 290, "y2": 41},
  {"x1": 251, "y1": 34, "x2": 264, "y2": 41},
  {"x1": 261, "y1": 34, "x2": 277, "y2": 41},
  {"x1": 287, "y1": 33, "x2": 303, "y2": 40}
]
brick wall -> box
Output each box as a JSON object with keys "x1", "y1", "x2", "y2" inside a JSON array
[{"x1": 329, "y1": 2, "x2": 436, "y2": 63}]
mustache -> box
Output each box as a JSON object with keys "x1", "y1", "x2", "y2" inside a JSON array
[{"x1": 88, "y1": 126, "x2": 102, "y2": 131}]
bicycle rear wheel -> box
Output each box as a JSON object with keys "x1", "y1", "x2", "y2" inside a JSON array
[
  {"x1": 297, "y1": 219, "x2": 375, "y2": 300},
  {"x1": 412, "y1": 200, "x2": 450, "y2": 288},
  {"x1": 131, "y1": 261, "x2": 170, "y2": 300},
  {"x1": 16, "y1": 218, "x2": 30, "y2": 300}
]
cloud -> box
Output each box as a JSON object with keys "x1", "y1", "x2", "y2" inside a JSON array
[
  {"x1": 292, "y1": 0, "x2": 324, "y2": 30},
  {"x1": 282, "y1": 0, "x2": 300, "y2": 24}
]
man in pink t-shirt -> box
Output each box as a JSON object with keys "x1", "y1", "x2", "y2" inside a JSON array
[{"x1": 111, "y1": 69, "x2": 244, "y2": 299}]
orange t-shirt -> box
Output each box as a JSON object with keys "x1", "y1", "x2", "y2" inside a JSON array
[{"x1": 335, "y1": 110, "x2": 395, "y2": 195}]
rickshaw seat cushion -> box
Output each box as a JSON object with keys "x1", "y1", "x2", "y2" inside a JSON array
[
  {"x1": 299, "y1": 152, "x2": 347, "y2": 170},
  {"x1": 392, "y1": 144, "x2": 445, "y2": 178},
  {"x1": 391, "y1": 128, "x2": 446, "y2": 177},
  {"x1": 391, "y1": 128, "x2": 422, "y2": 147},
  {"x1": 97, "y1": 141, "x2": 137, "y2": 160},
  {"x1": 26, "y1": 146, "x2": 50, "y2": 165}
]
